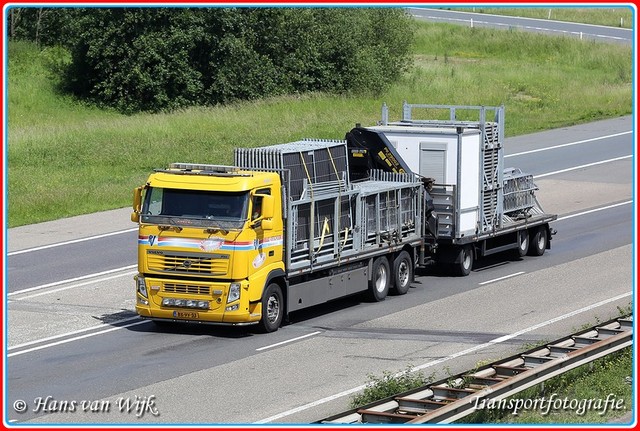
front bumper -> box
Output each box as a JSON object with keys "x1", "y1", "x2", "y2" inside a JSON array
[{"x1": 135, "y1": 276, "x2": 261, "y2": 325}]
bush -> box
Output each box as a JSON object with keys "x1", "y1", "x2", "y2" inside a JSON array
[
  {"x1": 350, "y1": 366, "x2": 433, "y2": 408},
  {"x1": 10, "y1": 7, "x2": 414, "y2": 113}
]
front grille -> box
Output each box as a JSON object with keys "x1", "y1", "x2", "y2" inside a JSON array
[
  {"x1": 147, "y1": 251, "x2": 229, "y2": 275},
  {"x1": 164, "y1": 283, "x2": 211, "y2": 295}
]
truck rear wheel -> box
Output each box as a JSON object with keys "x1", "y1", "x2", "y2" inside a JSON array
[
  {"x1": 391, "y1": 251, "x2": 413, "y2": 295},
  {"x1": 514, "y1": 230, "x2": 529, "y2": 258},
  {"x1": 452, "y1": 245, "x2": 473, "y2": 276},
  {"x1": 259, "y1": 283, "x2": 283, "y2": 333},
  {"x1": 368, "y1": 256, "x2": 390, "y2": 301},
  {"x1": 528, "y1": 226, "x2": 548, "y2": 256}
]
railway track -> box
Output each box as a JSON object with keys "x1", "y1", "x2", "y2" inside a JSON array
[{"x1": 320, "y1": 315, "x2": 633, "y2": 424}]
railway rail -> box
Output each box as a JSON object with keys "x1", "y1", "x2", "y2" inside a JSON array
[{"x1": 320, "y1": 315, "x2": 633, "y2": 424}]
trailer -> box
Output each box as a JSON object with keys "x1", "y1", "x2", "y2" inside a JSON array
[{"x1": 346, "y1": 102, "x2": 557, "y2": 275}]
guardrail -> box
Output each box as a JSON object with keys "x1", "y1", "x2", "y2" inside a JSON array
[{"x1": 319, "y1": 315, "x2": 633, "y2": 424}]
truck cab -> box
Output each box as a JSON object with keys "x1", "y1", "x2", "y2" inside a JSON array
[{"x1": 132, "y1": 164, "x2": 285, "y2": 330}]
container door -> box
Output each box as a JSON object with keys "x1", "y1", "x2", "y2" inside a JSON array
[{"x1": 419, "y1": 143, "x2": 447, "y2": 183}]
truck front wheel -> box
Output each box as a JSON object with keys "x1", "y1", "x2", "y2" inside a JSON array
[
  {"x1": 259, "y1": 283, "x2": 283, "y2": 333},
  {"x1": 368, "y1": 257, "x2": 390, "y2": 301}
]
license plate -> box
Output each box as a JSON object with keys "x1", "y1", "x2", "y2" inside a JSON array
[{"x1": 173, "y1": 311, "x2": 199, "y2": 319}]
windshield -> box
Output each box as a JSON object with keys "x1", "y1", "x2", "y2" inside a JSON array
[{"x1": 141, "y1": 187, "x2": 249, "y2": 230}]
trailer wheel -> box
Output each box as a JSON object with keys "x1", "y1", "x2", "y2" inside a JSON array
[
  {"x1": 528, "y1": 226, "x2": 548, "y2": 256},
  {"x1": 258, "y1": 283, "x2": 283, "y2": 333},
  {"x1": 452, "y1": 245, "x2": 473, "y2": 276},
  {"x1": 514, "y1": 230, "x2": 529, "y2": 258},
  {"x1": 391, "y1": 251, "x2": 413, "y2": 295},
  {"x1": 368, "y1": 257, "x2": 390, "y2": 301}
]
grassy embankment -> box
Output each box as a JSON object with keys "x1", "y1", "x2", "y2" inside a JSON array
[{"x1": 7, "y1": 20, "x2": 632, "y2": 227}]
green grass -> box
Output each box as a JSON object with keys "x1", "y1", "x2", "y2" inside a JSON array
[
  {"x1": 7, "y1": 19, "x2": 633, "y2": 227},
  {"x1": 451, "y1": 7, "x2": 634, "y2": 28}
]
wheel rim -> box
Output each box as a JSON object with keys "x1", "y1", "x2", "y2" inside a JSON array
[
  {"x1": 375, "y1": 265, "x2": 388, "y2": 293},
  {"x1": 397, "y1": 261, "x2": 409, "y2": 287},
  {"x1": 266, "y1": 294, "x2": 280, "y2": 323},
  {"x1": 520, "y1": 235, "x2": 529, "y2": 252}
]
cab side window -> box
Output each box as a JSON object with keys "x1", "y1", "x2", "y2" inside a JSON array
[
  {"x1": 252, "y1": 188, "x2": 271, "y2": 220},
  {"x1": 251, "y1": 196, "x2": 263, "y2": 220}
]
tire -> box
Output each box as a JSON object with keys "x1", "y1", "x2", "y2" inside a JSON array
[
  {"x1": 391, "y1": 251, "x2": 413, "y2": 295},
  {"x1": 452, "y1": 245, "x2": 473, "y2": 276},
  {"x1": 368, "y1": 257, "x2": 391, "y2": 301},
  {"x1": 513, "y1": 230, "x2": 529, "y2": 258},
  {"x1": 528, "y1": 226, "x2": 548, "y2": 256},
  {"x1": 259, "y1": 283, "x2": 284, "y2": 333}
]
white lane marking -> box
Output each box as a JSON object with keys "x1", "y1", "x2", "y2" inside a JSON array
[
  {"x1": 557, "y1": 201, "x2": 633, "y2": 221},
  {"x1": 534, "y1": 155, "x2": 632, "y2": 179},
  {"x1": 12, "y1": 270, "x2": 138, "y2": 301},
  {"x1": 256, "y1": 331, "x2": 322, "y2": 352},
  {"x1": 8, "y1": 228, "x2": 138, "y2": 256},
  {"x1": 505, "y1": 131, "x2": 632, "y2": 158},
  {"x1": 479, "y1": 271, "x2": 525, "y2": 286},
  {"x1": 7, "y1": 320, "x2": 148, "y2": 358},
  {"x1": 255, "y1": 291, "x2": 632, "y2": 423},
  {"x1": 7, "y1": 265, "x2": 137, "y2": 297},
  {"x1": 7, "y1": 316, "x2": 141, "y2": 350}
]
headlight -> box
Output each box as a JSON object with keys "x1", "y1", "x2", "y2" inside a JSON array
[
  {"x1": 162, "y1": 297, "x2": 209, "y2": 309},
  {"x1": 136, "y1": 276, "x2": 148, "y2": 298},
  {"x1": 228, "y1": 283, "x2": 241, "y2": 303}
]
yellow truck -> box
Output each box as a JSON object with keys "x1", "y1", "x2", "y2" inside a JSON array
[
  {"x1": 132, "y1": 140, "x2": 426, "y2": 332},
  {"x1": 132, "y1": 103, "x2": 556, "y2": 332}
]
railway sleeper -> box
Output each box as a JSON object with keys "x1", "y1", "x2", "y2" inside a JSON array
[
  {"x1": 493, "y1": 364, "x2": 528, "y2": 377},
  {"x1": 358, "y1": 409, "x2": 415, "y2": 424},
  {"x1": 396, "y1": 397, "x2": 448, "y2": 414},
  {"x1": 431, "y1": 386, "x2": 477, "y2": 400}
]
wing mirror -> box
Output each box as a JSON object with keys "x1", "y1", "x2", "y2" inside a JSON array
[{"x1": 131, "y1": 186, "x2": 144, "y2": 223}]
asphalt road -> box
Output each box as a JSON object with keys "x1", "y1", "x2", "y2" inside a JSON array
[
  {"x1": 407, "y1": 8, "x2": 633, "y2": 44},
  {"x1": 5, "y1": 114, "x2": 634, "y2": 425}
]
